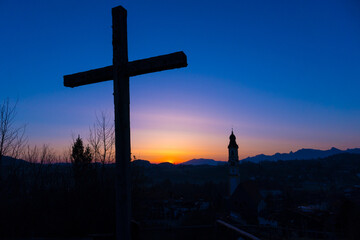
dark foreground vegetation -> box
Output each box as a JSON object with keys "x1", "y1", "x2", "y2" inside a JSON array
[{"x1": 1, "y1": 153, "x2": 360, "y2": 239}]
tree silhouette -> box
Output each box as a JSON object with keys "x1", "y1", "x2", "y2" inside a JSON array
[
  {"x1": 88, "y1": 111, "x2": 115, "y2": 165},
  {"x1": 0, "y1": 98, "x2": 27, "y2": 181},
  {"x1": 71, "y1": 135, "x2": 93, "y2": 187}
]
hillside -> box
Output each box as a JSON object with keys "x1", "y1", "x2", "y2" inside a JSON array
[{"x1": 241, "y1": 147, "x2": 360, "y2": 163}]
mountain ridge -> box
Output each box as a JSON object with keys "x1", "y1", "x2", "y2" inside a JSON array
[
  {"x1": 242, "y1": 147, "x2": 360, "y2": 163},
  {"x1": 181, "y1": 147, "x2": 360, "y2": 165},
  {"x1": 180, "y1": 158, "x2": 226, "y2": 166},
  {"x1": 2, "y1": 147, "x2": 360, "y2": 166}
]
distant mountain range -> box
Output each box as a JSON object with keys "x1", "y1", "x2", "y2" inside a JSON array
[
  {"x1": 181, "y1": 147, "x2": 360, "y2": 165},
  {"x1": 1, "y1": 156, "x2": 28, "y2": 166},
  {"x1": 180, "y1": 158, "x2": 226, "y2": 166},
  {"x1": 2, "y1": 147, "x2": 360, "y2": 167},
  {"x1": 242, "y1": 147, "x2": 360, "y2": 163},
  {"x1": 131, "y1": 159, "x2": 178, "y2": 168}
]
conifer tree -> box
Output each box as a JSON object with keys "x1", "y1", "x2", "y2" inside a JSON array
[{"x1": 71, "y1": 135, "x2": 93, "y2": 186}]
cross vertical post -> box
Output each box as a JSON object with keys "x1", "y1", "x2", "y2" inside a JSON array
[
  {"x1": 63, "y1": 5, "x2": 187, "y2": 240},
  {"x1": 112, "y1": 6, "x2": 131, "y2": 240}
]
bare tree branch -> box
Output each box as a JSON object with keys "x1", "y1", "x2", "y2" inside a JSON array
[
  {"x1": 88, "y1": 111, "x2": 115, "y2": 165},
  {"x1": 0, "y1": 98, "x2": 27, "y2": 179}
]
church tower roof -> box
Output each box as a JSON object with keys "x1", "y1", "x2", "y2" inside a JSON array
[{"x1": 228, "y1": 130, "x2": 239, "y2": 149}]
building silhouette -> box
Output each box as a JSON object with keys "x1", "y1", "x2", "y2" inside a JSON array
[{"x1": 228, "y1": 130, "x2": 240, "y2": 196}]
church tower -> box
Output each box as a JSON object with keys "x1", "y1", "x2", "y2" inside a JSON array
[{"x1": 228, "y1": 130, "x2": 240, "y2": 196}]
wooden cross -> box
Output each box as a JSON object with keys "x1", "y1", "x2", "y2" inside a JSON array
[{"x1": 63, "y1": 6, "x2": 187, "y2": 240}]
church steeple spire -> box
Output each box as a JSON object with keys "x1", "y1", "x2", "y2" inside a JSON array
[
  {"x1": 228, "y1": 129, "x2": 238, "y2": 149},
  {"x1": 228, "y1": 130, "x2": 240, "y2": 196}
]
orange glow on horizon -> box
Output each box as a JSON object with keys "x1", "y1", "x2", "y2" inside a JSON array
[{"x1": 41, "y1": 109, "x2": 360, "y2": 164}]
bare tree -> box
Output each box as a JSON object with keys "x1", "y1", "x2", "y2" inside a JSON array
[
  {"x1": 24, "y1": 144, "x2": 55, "y2": 165},
  {"x1": 88, "y1": 112, "x2": 115, "y2": 165},
  {"x1": 23, "y1": 144, "x2": 57, "y2": 191},
  {"x1": 0, "y1": 98, "x2": 27, "y2": 179},
  {"x1": 89, "y1": 124, "x2": 101, "y2": 163}
]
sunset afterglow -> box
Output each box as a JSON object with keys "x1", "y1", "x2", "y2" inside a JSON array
[{"x1": 1, "y1": 0, "x2": 359, "y2": 163}]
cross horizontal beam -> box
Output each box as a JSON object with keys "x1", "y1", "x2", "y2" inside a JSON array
[{"x1": 64, "y1": 51, "x2": 187, "y2": 88}]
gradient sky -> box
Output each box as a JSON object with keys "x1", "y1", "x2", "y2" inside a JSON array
[{"x1": 1, "y1": 0, "x2": 360, "y2": 163}]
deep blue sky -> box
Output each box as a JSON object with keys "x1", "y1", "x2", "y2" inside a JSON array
[{"x1": 1, "y1": 0, "x2": 359, "y2": 162}]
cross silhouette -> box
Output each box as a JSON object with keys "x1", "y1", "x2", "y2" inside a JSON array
[{"x1": 63, "y1": 6, "x2": 187, "y2": 240}]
